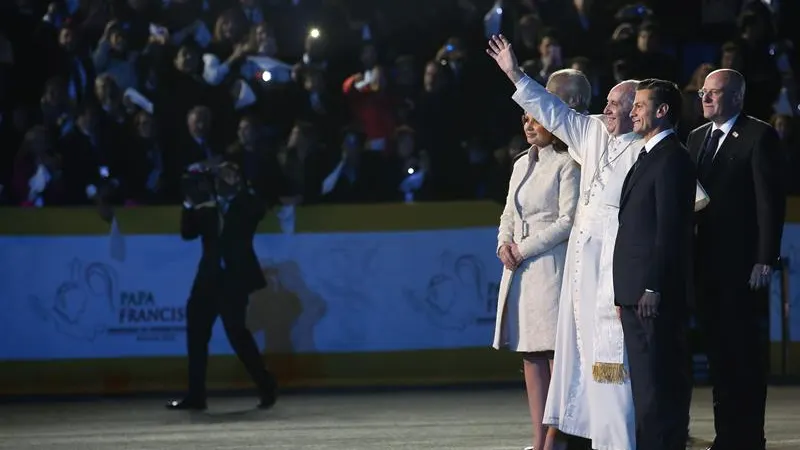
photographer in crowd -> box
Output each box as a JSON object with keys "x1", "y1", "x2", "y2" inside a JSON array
[{"x1": 166, "y1": 160, "x2": 277, "y2": 411}]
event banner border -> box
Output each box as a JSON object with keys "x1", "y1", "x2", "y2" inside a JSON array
[
  {"x1": 1, "y1": 198, "x2": 799, "y2": 235},
  {"x1": 0, "y1": 202, "x2": 503, "y2": 235}
]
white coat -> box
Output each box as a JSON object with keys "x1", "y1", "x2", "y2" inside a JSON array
[{"x1": 492, "y1": 144, "x2": 580, "y2": 352}]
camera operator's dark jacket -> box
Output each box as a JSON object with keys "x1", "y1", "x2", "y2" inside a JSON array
[{"x1": 180, "y1": 192, "x2": 267, "y2": 296}]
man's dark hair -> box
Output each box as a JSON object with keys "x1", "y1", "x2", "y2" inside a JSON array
[{"x1": 636, "y1": 78, "x2": 682, "y2": 128}]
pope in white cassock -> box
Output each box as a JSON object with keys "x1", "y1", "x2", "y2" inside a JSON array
[{"x1": 486, "y1": 35, "x2": 708, "y2": 450}]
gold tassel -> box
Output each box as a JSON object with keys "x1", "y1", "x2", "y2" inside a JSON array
[{"x1": 592, "y1": 362, "x2": 628, "y2": 384}]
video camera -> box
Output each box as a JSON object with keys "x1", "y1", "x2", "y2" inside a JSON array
[
  {"x1": 181, "y1": 159, "x2": 243, "y2": 205},
  {"x1": 181, "y1": 161, "x2": 220, "y2": 206}
]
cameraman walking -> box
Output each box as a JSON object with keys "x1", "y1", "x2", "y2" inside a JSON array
[{"x1": 167, "y1": 161, "x2": 277, "y2": 411}]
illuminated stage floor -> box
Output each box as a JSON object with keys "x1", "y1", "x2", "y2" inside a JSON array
[{"x1": 0, "y1": 387, "x2": 798, "y2": 449}]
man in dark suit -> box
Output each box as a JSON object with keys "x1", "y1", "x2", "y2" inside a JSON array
[
  {"x1": 167, "y1": 162, "x2": 277, "y2": 411},
  {"x1": 687, "y1": 69, "x2": 785, "y2": 450},
  {"x1": 614, "y1": 79, "x2": 697, "y2": 450}
]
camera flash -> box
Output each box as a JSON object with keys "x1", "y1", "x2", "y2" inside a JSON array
[
  {"x1": 261, "y1": 71, "x2": 272, "y2": 82},
  {"x1": 309, "y1": 28, "x2": 320, "y2": 39},
  {"x1": 407, "y1": 168, "x2": 415, "y2": 175}
]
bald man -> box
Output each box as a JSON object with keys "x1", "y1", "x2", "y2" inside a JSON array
[
  {"x1": 688, "y1": 69, "x2": 785, "y2": 450},
  {"x1": 488, "y1": 34, "x2": 650, "y2": 450}
]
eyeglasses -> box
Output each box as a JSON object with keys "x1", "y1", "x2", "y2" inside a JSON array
[{"x1": 697, "y1": 88, "x2": 727, "y2": 99}]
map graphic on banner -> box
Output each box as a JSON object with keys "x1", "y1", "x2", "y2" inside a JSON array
[{"x1": 0, "y1": 229, "x2": 502, "y2": 361}]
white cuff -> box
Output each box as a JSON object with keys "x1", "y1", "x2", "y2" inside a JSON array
[{"x1": 513, "y1": 74, "x2": 533, "y2": 91}]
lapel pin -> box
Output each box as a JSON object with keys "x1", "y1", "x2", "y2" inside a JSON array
[{"x1": 732, "y1": 131, "x2": 739, "y2": 138}]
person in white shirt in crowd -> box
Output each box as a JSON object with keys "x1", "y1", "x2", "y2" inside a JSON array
[{"x1": 487, "y1": 33, "x2": 709, "y2": 450}]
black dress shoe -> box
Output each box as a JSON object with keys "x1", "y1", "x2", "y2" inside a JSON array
[
  {"x1": 257, "y1": 392, "x2": 277, "y2": 410},
  {"x1": 257, "y1": 374, "x2": 278, "y2": 409},
  {"x1": 165, "y1": 397, "x2": 207, "y2": 410}
]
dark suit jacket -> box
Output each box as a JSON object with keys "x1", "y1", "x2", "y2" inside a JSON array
[
  {"x1": 181, "y1": 191, "x2": 267, "y2": 297},
  {"x1": 614, "y1": 133, "x2": 697, "y2": 307},
  {"x1": 688, "y1": 115, "x2": 785, "y2": 280}
]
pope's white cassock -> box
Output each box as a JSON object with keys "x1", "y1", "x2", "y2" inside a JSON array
[{"x1": 511, "y1": 75, "x2": 708, "y2": 450}]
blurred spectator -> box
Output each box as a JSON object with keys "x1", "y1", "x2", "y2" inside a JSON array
[
  {"x1": 486, "y1": 134, "x2": 526, "y2": 204},
  {"x1": 522, "y1": 28, "x2": 563, "y2": 84},
  {"x1": 52, "y1": 24, "x2": 96, "y2": 107},
  {"x1": 121, "y1": 111, "x2": 169, "y2": 204},
  {"x1": 39, "y1": 77, "x2": 74, "y2": 138},
  {"x1": 0, "y1": 0, "x2": 796, "y2": 207},
  {"x1": 320, "y1": 127, "x2": 385, "y2": 203},
  {"x1": 389, "y1": 55, "x2": 417, "y2": 126},
  {"x1": 631, "y1": 21, "x2": 677, "y2": 81},
  {"x1": 385, "y1": 126, "x2": 433, "y2": 202},
  {"x1": 568, "y1": 56, "x2": 603, "y2": 113},
  {"x1": 93, "y1": 21, "x2": 139, "y2": 91},
  {"x1": 226, "y1": 115, "x2": 289, "y2": 205},
  {"x1": 342, "y1": 41, "x2": 395, "y2": 152},
  {"x1": 295, "y1": 67, "x2": 342, "y2": 143},
  {"x1": 277, "y1": 121, "x2": 326, "y2": 204},
  {"x1": 202, "y1": 9, "x2": 249, "y2": 87},
  {"x1": 720, "y1": 40, "x2": 744, "y2": 71},
  {"x1": 11, "y1": 125, "x2": 64, "y2": 206},
  {"x1": 512, "y1": 14, "x2": 542, "y2": 63},
  {"x1": 679, "y1": 63, "x2": 716, "y2": 141},
  {"x1": 180, "y1": 106, "x2": 220, "y2": 170},
  {"x1": 57, "y1": 104, "x2": 109, "y2": 204},
  {"x1": 735, "y1": 5, "x2": 782, "y2": 120}
]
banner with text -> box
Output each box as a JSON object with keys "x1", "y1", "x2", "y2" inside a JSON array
[
  {"x1": 0, "y1": 229, "x2": 502, "y2": 360},
  {"x1": 770, "y1": 224, "x2": 800, "y2": 343}
]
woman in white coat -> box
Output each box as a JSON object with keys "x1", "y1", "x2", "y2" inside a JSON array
[{"x1": 494, "y1": 112, "x2": 580, "y2": 450}]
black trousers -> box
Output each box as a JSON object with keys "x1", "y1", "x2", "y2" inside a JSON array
[
  {"x1": 621, "y1": 304, "x2": 692, "y2": 450},
  {"x1": 186, "y1": 292, "x2": 274, "y2": 398},
  {"x1": 697, "y1": 283, "x2": 768, "y2": 450}
]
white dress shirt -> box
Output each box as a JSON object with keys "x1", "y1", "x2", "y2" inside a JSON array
[
  {"x1": 643, "y1": 128, "x2": 675, "y2": 153},
  {"x1": 710, "y1": 114, "x2": 739, "y2": 158}
]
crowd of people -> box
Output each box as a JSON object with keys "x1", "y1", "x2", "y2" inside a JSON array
[{"x1": 0, "y1": 0, "x2": 797, "y2": 208}]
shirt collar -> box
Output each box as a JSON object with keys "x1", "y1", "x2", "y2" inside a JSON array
[
  {"x1": 643, "y1": 128, "x2": 675, "y2": 153},
  {"x1": 610, "y1": 131, "x2": 639, "y2": 146},
  {"x1": 713, "y1": 113, "x2": 739, "y2": 135}
]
